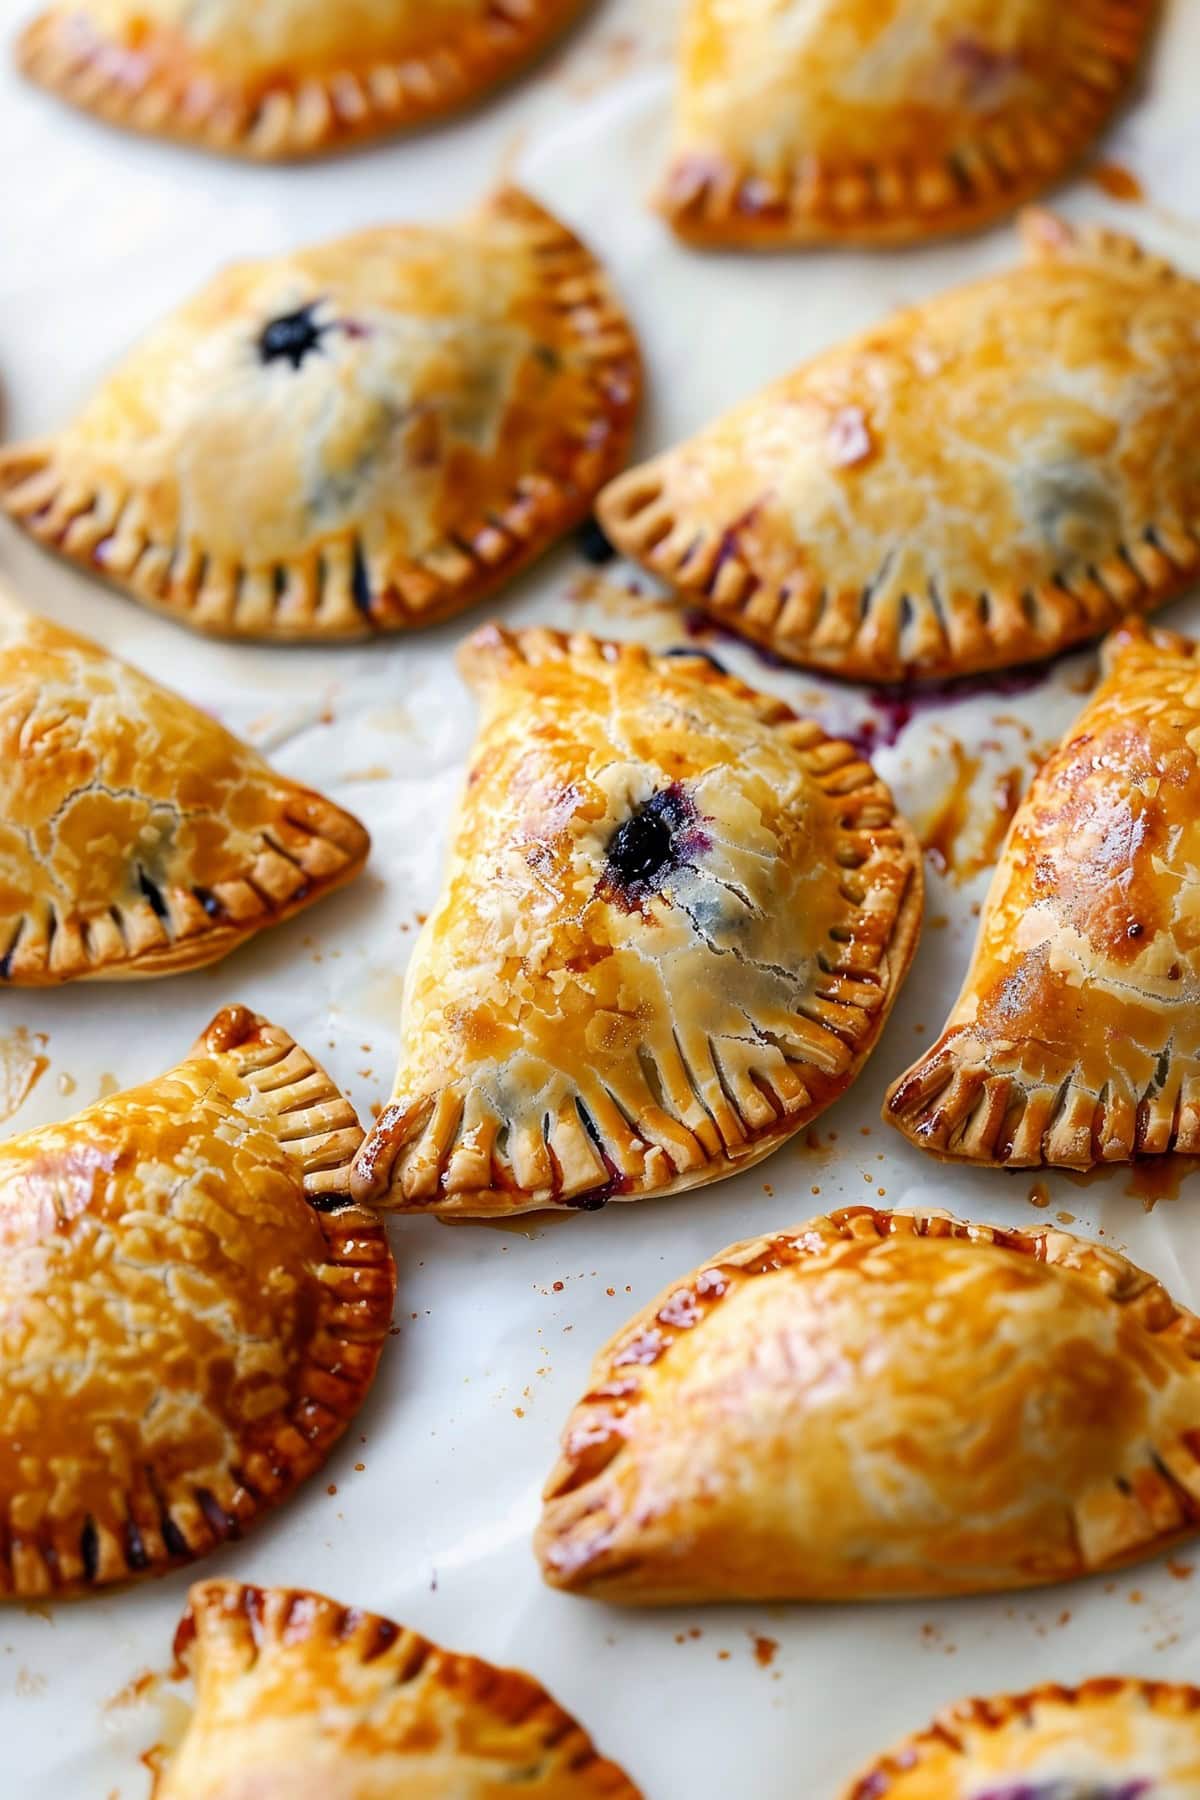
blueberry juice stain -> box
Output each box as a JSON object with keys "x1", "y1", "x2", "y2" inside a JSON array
[{"x1": 598, "y1": 785, "x2": 710, "y2": 909}]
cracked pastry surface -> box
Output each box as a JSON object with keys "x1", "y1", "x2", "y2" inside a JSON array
[
  {"x1": 599, "y1": 214, "x2": 1200, "y2": 684},
  {"x1": 536, "y1": 1208, "x2": 1200, "y2": 1603},
  {"x1": 0, "y1": 581, "x2": 368, "y2": 982},
  {"x1": 842, "y1": 1677, "x2": 1200, "y2": 1798},
  {"x1": 0, "y1": 1007, "x2": 395, "y2": 1599},
  {"x1": 661, "y1": 0, "x2": 1156, "y2": 247},
  {"x1": 350, "y1": 625, "x2": 922, "y2": 1216},
  {"x1": 887, "y1": 621, "x2": 1200, "y2": 1168},
  {"x1": 0, "y1": 189, "x2": 639, "y2": 641},
  {"x1": 16, "y1": 0, "x2": 586, "y2": 159},
  {"x1": 154, "y1": 1578, "x2": 642, "y2": 1799}
]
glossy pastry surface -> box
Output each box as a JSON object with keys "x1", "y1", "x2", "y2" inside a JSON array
[
  {"x1": 600, "y1": 216, "x2": 1200, "y2": 682},
  {"x1": 17, "y1": 0, "x2": 586, "y2": 158},
  {"x1": 663, "y1": 0, "x2": 1156, "y2": 246},
  {"x1": 352, "y1": 626, "x2": 922, "y2": 1215},
  {"x1": 537, "y1": 1208, "x2": 1200, "y2": 1602},
  {"x1": 0, "y1": 1007, "x2": 394, "y2": 1598},
  {"x1": 154, "y1": 1577, "x2": 643, "y2": 1798},
  {"x1": 0, "y1": 190, "x2": 639, "y2": 640},
  {"x1": 888, "y1": 622, "x2": 1200, "y2": 1167}
]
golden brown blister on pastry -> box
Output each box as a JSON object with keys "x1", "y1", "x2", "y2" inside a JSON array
[
  {"x1": 887, "y1": 621, "x2": 1200, "y2": 1167},
  {"x1": 154, "y1": 1578, "x2": 642, "y2": 1799},
  {"x1": 537, "y1": 1208, "x2": 1200, "y2": 1603},
  {"x1": 0, "y1": 582, "x2": 368, "y2": 982},
  {"x1": 661, "y1": 0, "x2": 1157, "y2": 248},
  {"x1": 842, "y1": 1676, "x2": 1200, "y2": 1798},
  {"x1": 0, "y1": 190, "x2": 639, "y2": 641},
  {"x1": 351, "y1": 626, "x2": 922, "y2": 1217},
  {"x1": 0, "y1": 1007, "x2": 395, "y2": 1598},
  {"x1": 16, "y1": 0, "x2": 586, "y2": 160},
  {"x1": 600, "y1": 214, "x2": 1200, "y2": 683}
]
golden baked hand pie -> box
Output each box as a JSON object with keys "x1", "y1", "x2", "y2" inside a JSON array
[
  {"x1": 599, "y1": 214, "x2": 1200, "y2": 684},
  {"x1": 156, "y1": 1578, "x2": 643, "y2": 1799},
  {"x1": 16, "y1": 0, "x2": 585, "y2": 159},
  {"x1": 843, "y1": 1677, "x2": 1200, "y2": 1799},
  {"x1": 0, "y1": 583, "x2": 369, "y2": 983},
  {"x1": 536, "y1": 1207, "x2": 1200, "y2": 1603},
  {"x1": 0, "y1": 190, "x2": 639, "y2": 642},
  {"x1": 0, "y1": 1007, "x2": 395, "y2": 1599},
  {"x1": 661, "y1": 0, "x2": 1156, "y2": 247},
  {"x1": 350, "y1": 625, "x2": 922, "y2": 1216},
  {"x1": 887, "y1": 621, "x2": 1200, "y2": 1167}
]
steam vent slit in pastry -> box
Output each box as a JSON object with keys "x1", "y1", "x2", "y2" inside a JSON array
[
  {"x1": 599, "y1": 213, "x2": 1200, "y2": 683},
  {"x1": 843, "y1": 1677, "x2": 1200, "y2": 1798},
  {"x1": 0, "y1": 580, "x2": 369, "y2": 982},
  {"x1": 350, "y1": 625, "x2": 923, "y2": 1216},
  {"x1": 155, "y1": 1578, "x2": 644, "y2": 1798},
  {"x1": 536, "y1": 1208, "x2": 1200, "y2": 1604},
  {"x1": 0, "y1": 1007, "x2": 395, "y2": 1599},
  {"x1": 661, "y1": 0, "x2": 1159, "y2": 248},
  {"x1": 887, "y1": 621, "x2": 1200, "y2": 1168},
  {"x1": 0, "y1": 189, "x2": 640, "y2": 642},
  {"x1": 15, "y1": 0, "x2": 588, "y2": 159}
]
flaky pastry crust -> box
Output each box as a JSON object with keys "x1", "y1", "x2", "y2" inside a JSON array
[
  {"x1": 0, "y1": 190, "x2": 639, "y2": 641},
  {"x1": 0, "y1": 1007, "x2": 395, "y2": 1599},
  {"x1": 843, "y1": 1676, "x2": 1200, "y2": 1798},
  {"x1": 0, "y1": 582, "x2": 368, "y2": 983},
  {"x1": 600, "y1": 214, "x2": 1200, "y2": 683},
  {"x1": 536, "y1": 1207, "x2": 1200, "y2": 1603},
  {"x1": 155, "y1": 1578, "x2": 642, "y2": 1799},
  {"x1": 16, "y1": 0, "x2": 585, "y2": 159},
  {"x1": 662, "y1": 0, "x2": 1156, "y2": 247},
  {"x1": 887, "y1": 621, "x2": 1200, "y2": 1167},
  {"x1": 351, "y1": 626, "x2": 922, "y2": 1216}
]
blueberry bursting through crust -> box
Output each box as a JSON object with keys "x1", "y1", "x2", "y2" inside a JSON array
[
  {"x1": 598, "y1": 785, "x2": 710, "y2": 910},
  {"x1": 258, "y1": 304, "x2": 329, "y2": 370}
]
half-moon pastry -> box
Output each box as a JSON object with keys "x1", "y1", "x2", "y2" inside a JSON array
[
  {"x1": 156, "y1": 1578, "x2": 643, "y2": 1799},
  {"x1": 661, "y1": 0, "x2": 1157, "y2": 247},
  {"x1": 16, "y1": 0, "x2": 586, "y2": 160},
  {"x1": 842, "y1": 1677, "x2": 1200, "y2": 1799},
  {"x1": 0, "y1": 1007, "x2": 395, "y2": 1598},
  {"x1": 0, "y1": 581, "x2": 369, "y2": 982},
  {"x1": 599, "y1": 214, "x2": 1200, "y2": 683},
  {"x1": 0, "y1": 190, "x2": 639, "y2": 641},
  {"x1": 351, "y1": 626, "x2": 922, "y2": 1216},
  {"x1": 887, "y1": 621, "x2": 1200, "y2": 1168},
  {"x1": 537, "y1": 1207, "x2": 1200, "y2": 1602}
]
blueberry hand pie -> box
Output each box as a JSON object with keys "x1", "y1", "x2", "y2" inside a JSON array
[
  {"x1": 351, "y1": 626, "x2": 922, "y2": 1216},
  {"x1": 844, "y1": 1677, "x2": 1200, "y2": 1798},
  {"x1": 599, "y1": 214, "x2": 1200, "y2": 684},
  {"x1": 661, "y1": 0, "x2": 1156, "y2": 247},
  {"x1": 0, "y1": 582, "x2": 368, "y2": 982},
  {"x1": 888, "y1": 622, "x2": 1200, "y2": 1167},
  {"x1": 0, "y1": 190, "x2": 639, "y2": 641},
  {"x1": 156, "y1": 1578, "x2": 642, "y2": 1798},
  {"x1": 0, "y1": 1007, "x2": 394, "y2": 1599},
  {"x1": 536, "y1": 1208, "x2": 1200, "y2": 1602},
  {"x1": 16, "y1": 0, "x2": 585, "y2": 159}
]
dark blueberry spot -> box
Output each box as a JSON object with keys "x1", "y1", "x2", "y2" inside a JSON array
[
  {"x1": 80, "y1": 1517, "x2": 99, "y2": 1583},
  {"x1": 662, "y1": 645, "x2": 728, "y2": 676},
  {"x1": 576, "y1": 517, "x2": 616, "y2": 565},
  {"x1": 1127, "y1": 921, "x2": 1145, "y2": 939},
  {"x1": 351, "y1": 544, "x2": 373, "y2": 616},
  {"x1": 259, "y1": 302, "x2": 328, "y2": 371},
  {"x1": 599, "y1": 784, "x2": 708, "y2": 909},
  {"x1": 195, "y1": 1488, "x2": 237, "y2": 1543},
  {"x1": 194, "y1": 888, "x2": 222, "y2": 919},
  {"x1": 974, "y1": 1783, "x2": 1153, "y2": 1800},
  {"x1": 123, "y1": 1518, "x2": 149, "y2": 1571},
  {"x1": 0, "y1": 948, "x2": 12, "y2": 982},
  {"x1": 566, "y1": 1184, "x2": 615, "y2": 1211},
  {"x1": 138, "y1": 869, "x2": 169, "y2": 922},
  {"x1": 307, "y1": 1191, "x2": 353, "y2": 1214},
  {"x1": 161, "y1": 1512, "x2": 189, "y2": 1559}
]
